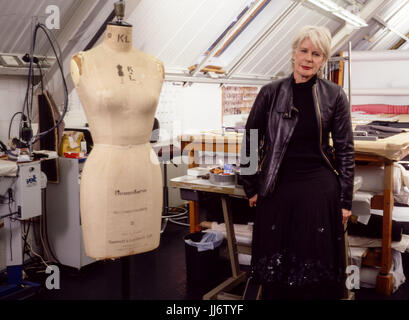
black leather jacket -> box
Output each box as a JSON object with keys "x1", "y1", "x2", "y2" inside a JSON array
[{"x1": 240, "y1": 74, "x2": 355, "y2": 210}]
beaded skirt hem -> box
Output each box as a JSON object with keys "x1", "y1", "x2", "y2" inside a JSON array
[{"x1": 250, "y1": 166, "x2": 346, "y2": 299}]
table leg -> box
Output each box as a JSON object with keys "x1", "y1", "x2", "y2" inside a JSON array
[
  {"x1": 376, "y1": 160, "x2": 393, "y2": 295},
  {"x1": 220, "y1": 196, "x2": 240, "y2": 277},
  {"x1": 189, "y1": 201, "x2": 201, "y2": 233},
  {"x1": 203, "y1": 196, "x2": 246, "y2": 300}
]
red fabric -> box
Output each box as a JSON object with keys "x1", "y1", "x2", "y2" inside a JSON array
[{"x1": 351, "y1": 104, "x2": 409, "y2": 114}]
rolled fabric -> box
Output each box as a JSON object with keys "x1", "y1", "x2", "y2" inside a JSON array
[
  {"x1": 355, "y1": 164, "x2": 402, "y2": 194},
  {"x1": 348, "y1": 214, "x2": 403, "y2": 241},
  {"x1": 352, "y1": 190, "x2": 375, "y2": 225}
]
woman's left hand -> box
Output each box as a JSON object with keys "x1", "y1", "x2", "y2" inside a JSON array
[{"x1": 342, "y1": 208, "x2": 352, "y2": 224}]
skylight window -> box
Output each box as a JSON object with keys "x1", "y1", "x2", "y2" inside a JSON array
[{"x1": 189, "y1": 0, "x2": 271, "y2": 75}]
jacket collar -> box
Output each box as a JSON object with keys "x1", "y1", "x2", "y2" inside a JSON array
[
  {"x1": 275, "y1": 74, "x2": 321, "y2": 113},
  {"x1": 275, "y1": 74, "x2": 294, "y2": 113}
]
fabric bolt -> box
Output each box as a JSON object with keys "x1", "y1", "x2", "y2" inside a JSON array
[
  {"x1": 348, "y1": 234, "x2": 409, "y2": 253},
  {"x1": 359, "y1": 250, "x2": 405, "y2": 293},
  {"x1": 347, "y1": 214, "x2": 403, "y2": 242},
  {"x1": 352, "y1": 190, "x2": 374, "y2": 225},
  {"x1": 354, "y1": 124, "x2": 403, "y2": 139},
  {"x1": 354, "y1": 164, "x2": 403, "y2": 195}
]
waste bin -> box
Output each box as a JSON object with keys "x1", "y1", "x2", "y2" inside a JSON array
[{"x1": 184, "y1": 231, "x2": 223, "y2": 288}]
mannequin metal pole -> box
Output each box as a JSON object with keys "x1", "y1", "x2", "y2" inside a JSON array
[
  {"x1": 122, "y1": 256, "x2": 131, "y2": 300},
  {"x1": 163, "y1": 162, "x2": 169, "y2": 215}
]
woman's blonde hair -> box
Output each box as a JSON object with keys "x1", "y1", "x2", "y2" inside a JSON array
[{"x1": 291, "y1": 25, "x2": 332, "y2": 77}]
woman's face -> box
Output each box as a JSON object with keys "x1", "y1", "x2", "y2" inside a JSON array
[{"x1": 292, "y1": 37, "x2": 325, "y2": 83}]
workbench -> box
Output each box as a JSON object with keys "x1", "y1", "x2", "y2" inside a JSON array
[{"x1": 170, "y1": 175, "x2": 248, "y2": 300}]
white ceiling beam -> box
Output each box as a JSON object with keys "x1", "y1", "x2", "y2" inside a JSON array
[
  {"x1": 330, "y1": 0, "x2": 389, "y2": 55},
  {"x1": 373, "y1": 15, "x2": 409, "y2": 43},
  {"x1": 368, "y1": 0, "x2": 409, "y2": 50},
  {"x1": 165, "y1": 73, "x2": 273, "y2": 86}
]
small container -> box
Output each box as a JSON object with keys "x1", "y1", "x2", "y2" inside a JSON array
[{"x1": 209, "y1": 172, "x2": 235, "y2": 186}]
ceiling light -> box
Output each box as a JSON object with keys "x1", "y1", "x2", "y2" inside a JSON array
[
  {"x1": 307, "y1": 0, "x2": 368, "y2": 28},
  {"x1": 308, "y1": 0, "x2": 338, "y2": 11},
  {"x1": 332, "y1": 12, "x2": 362, "y2": 28}
]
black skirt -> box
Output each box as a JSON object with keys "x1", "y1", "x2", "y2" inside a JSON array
[{"x1": 250, "y1": 165, "x2": 346, "y2": 300}]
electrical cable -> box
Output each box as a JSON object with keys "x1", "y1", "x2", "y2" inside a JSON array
[
  {"x1": 22, "y1": 220, "x2": 35, "y2": 265},
  {"x1": 31, "y1": 24, "x2": 67, "y2": 143},
  {"x1": 20, "y1": 213, "x2": 50, "y2": 270},
  {"x1": 18, "y1": 23, "x2": 68, "y2": 147},
  {"x1": 7, "y1": 190, "x2": 14, "y2": 261},
  {"x1": 1, "y1": 189, "x2": 19, "y2": 220},
  {"x1": 9, "y1": 218, "x2": 12, "y2": 261},
  {"x1": 36, "y1": 61, "x2": 45, "y2": 96},
  {"x1": 22, "y1": 225, "x2": 53, "y2": 274},
  {"x1": 0, "y1": 139, "x2": 18, "y2": 159},
  {"x1": 26, "y1": 237, "x2": 49, "y2": 269},
  {"x1": 8, "y1": 112, "x2": 23, "y2": 140}
]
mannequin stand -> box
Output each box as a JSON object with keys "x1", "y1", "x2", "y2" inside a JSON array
[{"x1": 122, "y1": 256, "x2": 131, "y2": 300}]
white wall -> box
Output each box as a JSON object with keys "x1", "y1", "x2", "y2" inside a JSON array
[
  {"x1": 63, "y1": 89, "x2": 88, "y2": 128},
  {"x1": 155, "y1": 82, "x2": 224, "y2": 208},
  {"x1": 0, "y1": 76, "x2": 28, "y2": 143},
  {"x1": 343, "y1": 50, "x2": 409, "y2": 105},
  {"x1": 155, "y1": 82, "x2": 224, "y2": 137},
  {"x1": 179, "y1": 83, "x2": 223, "y2": 134}
]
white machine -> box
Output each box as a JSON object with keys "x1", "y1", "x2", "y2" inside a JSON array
[
  {"x1": 0, "y1": 161, "x2": 42, "y2": 268},
  {"x1": 15, "y1": 161, "x2": 42, "y2": 219}
]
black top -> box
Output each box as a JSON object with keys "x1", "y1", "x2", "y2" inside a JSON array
[{"x1": 279, "y1": 74, "x2": 326, "y2": 177}]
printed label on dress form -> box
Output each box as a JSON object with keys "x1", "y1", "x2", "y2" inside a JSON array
[
  {"x1": 116, "y1": 65, "x2": 142, "y2": 84},
  {"x1": 117, "y1": 34, "x2": 131, "y2": 43},
  {"x1": 107, "y1": 186, "x2": 153, "y2": 254}
]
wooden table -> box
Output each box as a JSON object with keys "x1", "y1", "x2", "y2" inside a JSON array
[
  {"x1": 170, "y1": 175, "x2": 248, "y2": 300},
  {"x1": 170, "y1": 174, "x2": 362, "y2": 300},
  {"x1": 179, "y1": 134, "x2": 242, "y2": 234}
]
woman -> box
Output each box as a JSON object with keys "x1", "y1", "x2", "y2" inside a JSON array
[{"x1": 241, "y1": 25, "x2": 354, "y2": 300}]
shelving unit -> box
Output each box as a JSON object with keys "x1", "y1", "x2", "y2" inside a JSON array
[{"x1": 338, "y1": 48, "x2": 409, "y2": 295}]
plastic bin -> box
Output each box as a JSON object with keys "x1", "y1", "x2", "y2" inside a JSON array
[{"x1": 184, "y1": 232, "x2": 223, "y2": 287}]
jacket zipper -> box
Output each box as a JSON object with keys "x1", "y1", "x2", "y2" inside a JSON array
[
  {"x1": 313, "y1": 84, "x2": 339, "y2": 176},
  {"x1": 259, "y1": 140, "x2": 268, "y2": 170}
]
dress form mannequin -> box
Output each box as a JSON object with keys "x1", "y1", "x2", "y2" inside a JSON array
[{"x1": 70, "y1": 21, "x2": 164, "y2": 260}]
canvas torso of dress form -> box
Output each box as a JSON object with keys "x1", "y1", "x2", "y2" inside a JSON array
[{"x1": 70, "y1": 23, "x2": 164, "y2": 260}]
